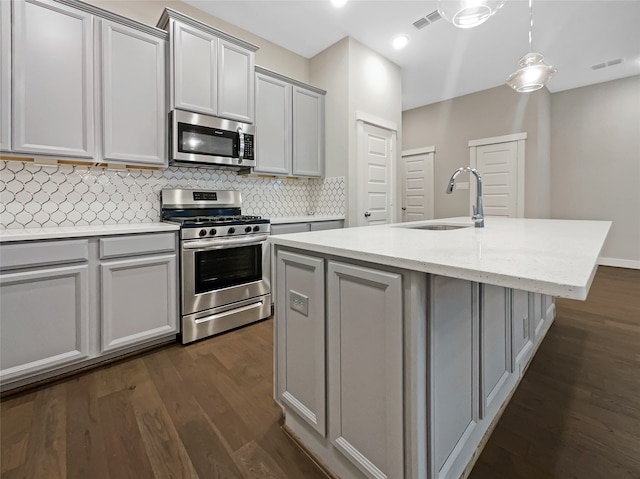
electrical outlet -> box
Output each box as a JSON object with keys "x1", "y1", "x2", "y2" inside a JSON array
[
  {"x1": 289, "y1": 290, "x2": 309, "y2": 316},
  {"x1": 456, "y1": 182, "x2": 469, "y2": 190}
]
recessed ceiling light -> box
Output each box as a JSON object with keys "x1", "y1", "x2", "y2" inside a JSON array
[
  {"x1": 392, "y1": 35, "x2": 409, "y2": 50},
  {"x1": 331, "y1": 0, "x2": 348, "y2": 8}
]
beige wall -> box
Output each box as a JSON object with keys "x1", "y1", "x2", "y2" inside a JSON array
[
  {"x1": 310, "y1": 37, "x2": 402, "y2": 226},
  {"x1": 551, "y1": 76, "x2": 640, "y2": 266},
  {"x1": 309, "y1": 38, "x2": 349, "y2": 179},
  {"x1": 402, "y1": 85, "x2": 551, "y2": 219},
  {"x1": 85, "y1": 0, "x2": 309, "y2": 82}
]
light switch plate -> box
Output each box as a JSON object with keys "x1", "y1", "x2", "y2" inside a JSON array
[{"x1": 289, "y1": 290, "x2": 309, "y2": 316}]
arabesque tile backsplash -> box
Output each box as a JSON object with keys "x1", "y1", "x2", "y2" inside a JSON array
[{"x1": 0, "y1": 160, "x2": 345, "y2": 229}]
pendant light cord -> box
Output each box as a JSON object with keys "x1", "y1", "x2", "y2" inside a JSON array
[{"x1": 528, "y1": 0, "x2": 533, "y2": 53}]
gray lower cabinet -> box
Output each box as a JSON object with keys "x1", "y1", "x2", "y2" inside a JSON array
[
  {"x1": 100, "y1": 254, "x2": 177, "y2": 353},
  {"x1": 511, "y1": 288, "x2": 533, "y2": 373},
  {"x1": 328, "y1": 261, "x2": 404, "y2": 479},
  {"x1": 0, "y1": 263, "x2": 90, "y2": 383},
  {"x1": 271, "y1": 220, "x2": 344, "y2": 235},
  {"x1": 0, "y1": 0, "x2": 11, "y2": 152},
  {"x1": 0, "y1": 232, "x2": 179, "y2": 390}
]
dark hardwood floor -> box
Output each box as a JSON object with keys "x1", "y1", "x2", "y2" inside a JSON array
[{"x1": 1, "y1": 266, "x2": 639, "y2": 478}]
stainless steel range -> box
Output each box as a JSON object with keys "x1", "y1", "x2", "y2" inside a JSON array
[{"x1": 161, "y1": 189, "x2": 271, "y2": 344}]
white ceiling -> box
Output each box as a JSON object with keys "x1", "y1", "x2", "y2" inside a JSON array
[{"x1": 184, "y1": 0, "x2": 640, "y2": 110}]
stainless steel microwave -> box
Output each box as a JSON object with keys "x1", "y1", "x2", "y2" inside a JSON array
[{"x1": 170, "y1": 109, "x2": 255, "y2": 169}]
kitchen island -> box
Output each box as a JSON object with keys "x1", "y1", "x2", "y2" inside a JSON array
[{"x1": 269, "y1": 217, "x2": 611, "y2": 479}]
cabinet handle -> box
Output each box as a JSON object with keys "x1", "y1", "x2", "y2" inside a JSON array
[
  {"x1": 401, "y1": 207, "x2": 407, "y2": 211},
  {"x1": 364, "y1": 211, "x2": 371, "y2": 218}
]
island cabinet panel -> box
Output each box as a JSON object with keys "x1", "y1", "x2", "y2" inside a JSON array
[
  {"x1": 480, "y1": 284, "x2": 516, "y2": 420},
  {"x1": 13, "y1": 0, "x2": 95, "y2": 158},
  {"x1": 276, "y1": 250, "x2": 326, "y2": 436},
  {"x1": 0, "y1": 264, "x2": 90, "y2": 383},
  {"x1": 430, "y1": 276, "x2": 479, "y2": 479},
  {"x1": 328, "y1": 261, "x2": 403, "y2": 479},
  {"x1": 511, "y1": 289, "x2": 533, "y2": 373}
]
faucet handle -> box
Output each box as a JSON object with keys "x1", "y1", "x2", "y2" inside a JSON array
[{"x1": 472, "y1": 205, "x2": 477, "y2": 217}]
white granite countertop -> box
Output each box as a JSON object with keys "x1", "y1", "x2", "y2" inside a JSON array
[
  {"x1": 269, "y1": 215, "x2": 345, "y2": 224},
  {"x1": 269, "y1": 217, "x2": 612, "y2": 300},
  {"x1": 0, "y1": 222, "x2": 180, "y2": 242}
]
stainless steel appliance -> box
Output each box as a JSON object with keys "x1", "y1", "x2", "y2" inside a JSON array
[
  {"x1": 161, "y1": 189, "x2": 270, "y2": 344},
  {"x1": 170, "y1": 109, "x2": 255, "y2": 171}
]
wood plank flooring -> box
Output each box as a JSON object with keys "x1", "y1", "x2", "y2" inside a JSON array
[{"x1": 1, "y1": 266, "x2": 639, "y2": 478}]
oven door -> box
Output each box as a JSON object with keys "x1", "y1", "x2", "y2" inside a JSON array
[{"x1": 181, "y1": 235, "x2": 270, "y2": 315}]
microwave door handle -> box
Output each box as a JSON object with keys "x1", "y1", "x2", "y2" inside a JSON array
[
  {"x1": 237, "y1": 128, "x2": 245, "y2": 159},
  {"x1": 183, "y1": 235, "x2": 269, "y2": 251}
]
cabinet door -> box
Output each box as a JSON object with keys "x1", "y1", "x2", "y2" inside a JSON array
[
  {"x1": 292, "y1": 86, "x2": 324, "y2": 177},
  {"x1": 254, "y1": 73, "x2": 291, "y2": 175},
  {"x1": 328, "y1": 261, "x2": 403, "y2": 479},
  {"x1": 101, "y1": 20, "x2": 166, "y2": 166},
  {"x1": 218, "y1": 39, "x2": 254, "y2": 123},
  {"x1": 173, "y1": 21, "x2": 217, "y2": 115},
  {"x1": 511, "y1": 289, "x2": 533, "y2": 372},
  {"x1": 276, "y1": 250, "x2": 325, "y2": 436},
  {"x1": 100, "y1": 254, "x2": 178, "y2": 353},
  {"x1": 13, "y1": 0, "x2": 95, "y2": 158},
  {"x1": 270, "y1": 223, "x2": 311, "y2": 235},
  {"x1": 430, "y1": 276, "x2": 479, "y2": 479},
  {"x1": 480, "y1": 284, "x2": 516, "y2": 420},
  {"x1": 0, "y1": 0, "x2": 10, "y2": 152},
  {"x1": 0, "y1": 264, "x2": 90, "y2": 383},
  {"x1": 309, "y1": 220, "x2": 344, "y2": 231}
]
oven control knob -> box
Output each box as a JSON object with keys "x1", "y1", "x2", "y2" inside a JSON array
[
  {"x1": 253, "y1": 226, "x2": 260, "y2": 232},
  {"x1": 245, "y1": 226, "x2": 252, "y2": 233},
  {"x1": 228, "y1": 227, "x2": 236, "y2": 234},
  {"x1": 209, "y1": 228, "x2": 217, "y2": 236},
  {"x1": 199, "y1": 229, "x2": 207, "y2": 237}
]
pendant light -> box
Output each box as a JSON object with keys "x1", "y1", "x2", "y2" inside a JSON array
[
  {"x1": 506, "y1": 0, "x2": 556, "y2": 92},
  {"x1": 437, "y1": 0, "x2": 507, "y2": 29}
]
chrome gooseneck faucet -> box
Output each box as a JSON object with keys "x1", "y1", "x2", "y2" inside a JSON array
[{"x1": 446, "y1": 167, "x2": 484, "y2": 228}]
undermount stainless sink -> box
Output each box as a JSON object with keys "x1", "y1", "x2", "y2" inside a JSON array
[{"x1": 403, "y1": 224, "x2": 471, "y2": 231}]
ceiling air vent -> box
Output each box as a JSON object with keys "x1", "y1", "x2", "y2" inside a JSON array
[
  {"x1": 591, "y1": 58, "x2": 624, "y2": 70},
  {"x1": 413, "y1": 10, "x2": 442, "y2": 30}
]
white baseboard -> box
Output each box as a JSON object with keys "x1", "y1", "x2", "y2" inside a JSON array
[{"x1": 598, "y1": 257, "x2": 640, "y2": 269}]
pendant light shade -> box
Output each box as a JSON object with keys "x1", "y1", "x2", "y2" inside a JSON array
[
  {"x1": 506, "y1": 0, "x2": 556, "y2": 92},
  {"x1": 437, "y1": 0, "x2": 506, "y2": 29},
  {"x1": 506, "y1": 52, "x2": 557, "y2": 92}
]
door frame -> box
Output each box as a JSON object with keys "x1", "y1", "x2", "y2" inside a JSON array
[
  {"x1": 469, "y1": 133, "x2": 526, "y2": 218},
  {"x1": 401, "y1": 147, "x2": 435, "y2": 222},
  {"x1": 353, "y1": 111, "x2": 398, "y2": 227}
]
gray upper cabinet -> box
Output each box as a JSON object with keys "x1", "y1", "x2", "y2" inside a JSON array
[
  {"x1": 160, "y1": 9, "x2": 257, "y2": 123},
  {"x1": 13, "y1": 0, "x2": 95, "y2": 158},
  {"x1": 254, "y1": 72, "x2": 291, "y2": 175},
  {"x1": 293, "y1": 86, "x2": 325, "y2": 177},
  {"x1": 218, "y1": 39, "x2": 254, "y2": 123},
  {"x1": 254, "y1": 67, "x2": 325, "y2": 177},
  {"x1": 0, "y1": 0, "x2": 10, "y2": 152},
  {"x1": 173, "y1": 21, "x2": 217, "y2": 115},
  {"x1": 100, "y1": 19, "x2": 166, "y2": 166}
]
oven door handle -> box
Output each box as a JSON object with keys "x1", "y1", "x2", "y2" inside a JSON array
[{"x1": 183, "y1": 235, "x2": 269, "y2": 251}]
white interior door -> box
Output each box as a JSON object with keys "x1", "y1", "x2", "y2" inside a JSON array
[
  {"x1": 470, "y1": 134, "x2": 526, "y2": 218},
  {"x1": 357, "y1": 122, "x2": 395, "y2": 226},
  {"x1": 401, "y1": 149, "x2": 434, "y2": 222}
]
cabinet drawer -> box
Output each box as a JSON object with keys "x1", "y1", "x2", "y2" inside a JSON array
[
  {"x1": 271, "y1": 223, "x2": 311, "y2": 235},
  {"x1": 0, "y1": 239, "x2": 89, "y2": 271},
  {"x1": 310, "y1": 220, "x2": 344, "y2": 231},
  {"x1": 100, "y1": 233, "x2": 175, "y2": 259}
]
